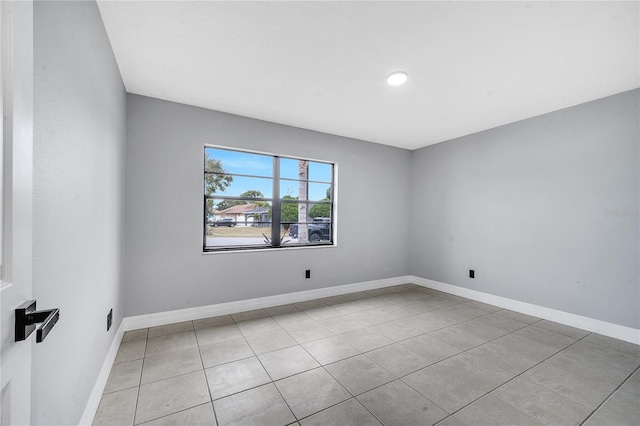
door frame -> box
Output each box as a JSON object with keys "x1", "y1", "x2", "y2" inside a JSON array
[{"x1": 0, "y1": 1, "x2": 34, "y2": 425}]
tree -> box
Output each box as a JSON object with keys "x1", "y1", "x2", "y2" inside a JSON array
[
  {"x1": 281, "y1": 195, "x2": 298, "y2": 224},
  {"x1": 227, "y1": 190, "x2": 265, "y2": 207},
  {"x1": 298, "y1": 160, "x2": 309, "y2": 243},
  {"x1": 240, "y1": 189, "x2": 263, "y2": 198},
  {"x1": 216, "y1": 200, "x2": 231, "y2": 211},
  {"x1": 309, "y1": 187, "x2": 331, "y2": 218},
  {"x1": 204, "y1": 152, "x2": 233, "y2": 195},
  {"x1": 309, "y1": 202, "x2": 330, "y2": 218}
]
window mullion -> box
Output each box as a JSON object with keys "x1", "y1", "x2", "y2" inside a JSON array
[{"x1": 271, "y1": 157, "x2": 281, "y2": 247}]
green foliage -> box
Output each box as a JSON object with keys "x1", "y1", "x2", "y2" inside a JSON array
[
  {"x1": 240, "y1": 190, "x2": 263, "y2": 198},
  {"x1": 215, "y1": 200, "x2": 231, "y2": 211},
  {"x1": 308, "y1": 202, "x2": 330, "y2": 218},
  {"x1": 281, "y1": 195, "x2": 299, "y2": 223},
  {"x1": 227, "y1": 190, "x2": 265, "y2": 207},
  {"x1": 204, "y1": 152, "x2": 233, "y2": 195}
]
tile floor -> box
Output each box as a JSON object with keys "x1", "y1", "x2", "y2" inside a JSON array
[{"x1": 93, "y1": 284, "x2": 640, "y2": 426}]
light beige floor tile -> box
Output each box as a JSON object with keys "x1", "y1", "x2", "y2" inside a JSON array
[
  {"x1": 489, "y1": 334, "x2": 559, "y2": 361},
  {"x1": 300, "y1": 399, "x2": 381, "y2": 426},
  {"x1": 237, "y1": 316, "x2": 282, "y2": 336},
  {"x1": 454, "y1": 394, "x2": 543, "y2": 426},
  {"x1": 467, "y1": 341, "x2": 539, "y2": 374},
  {"x1": 275, "y1": 367, "x2": 351, "y2": 419},
  {"x1": 435, "y1": 416, "x2": 467, "y2": 426},
  {"x1": 470, "y1": 313, "x2": 529, "y2": 333},
  {"x1": 231, "y1": 309, "x2": 269, "y2": 322},
  {"x1": 285, "y1": 322, "x2": 333, "y2": 344},
  {"x1": 141, "y1": 347, "x2": 203, "y2": 384},
  {"x1": 302, "y1": 305, "x2": 343, "y2": 321},
  {"x1": 438, "y1": 353, "x2": 515, "y2": 391},
  {"x1": 369, "y1": 320, "x2": 423, "y2": 341},
  {"x1": 534, "y1": 320, "x2": 590, "y2": 339},
  {"x1": 205, "y1": 357, "x2": 271, "y2": 400},
  {"x1": 135, "y1": 370, "x2": 210, "y2": 424},
  {"x1": 338, "y1": 328, "x2": 392, "y2": 352},
  {"x1": 428, "y1": 321, "x2": 503, "y2": 351},
  {"x1": 104, "y1": 359, "x2": 143, "y2": 393},
  {"x1": 193, "y1": 315, "x2": 234, "y2": 330},
  {"x1": 318, "y1": 315, "x2": 366, "y2": 334},
  {"x1": 258, "y1": 345, "x2": 320, "y2": 380},
  {"x1": 122, "y1": 329, "x2": 148, "y2": 343},
  {"x1": 584, "y1": 370, "x2": 640, "y2": 426},
  {"x1": 325, "y1": 354, "x2": 395, "y2": 396},
  {"x1": 366, "y1": 343, "x2": 430, "y2": 377},
  {"x1": 358, "y1": 380, "x2": 448, "y2": 426},
  {"x1": 115, "y1": 340, "x2": 147, "y2": 364},
  {"x1": 403, "y1": 364, "x2": 485, "y2": 413},
  {"x1": 521, "y1": 362, "x2": 618, "y2": 408},
  {"x1": 264, "y1": 304, "x2": 300, "y2": 316},
  {"x1": 213, "y1": 383, "x2": 295, "y2": 426},
  {"x1": 93, "y1": 387, "x2": 138, "y2": 426},
  {"x1": 271, "y1": 311, "x2": 315, "y2": 328},
  {"x1": 492, "y1": 310, "x2": 541, "y2": 325},
  {"x1": 148, "y1": 321, "x2": 194, "y2": 338},
  {"x1": 302, "y1": 335, "x2": 360, "y2": 365},
  {"x1": 294, "y1": 299, "x2": 329, "y2": 310},
  {"x1": 582, "y1": 333, "x2": 640, "y2": 358},
  {"x1": 244, "y1": 328, "x2": 297, "y2": 355},
  {"x1": 396, "y1": 312, "x2": 459, "y2": 333},
  {"x1": 492, "y1": 377, "x2": 592, "y2": 425},
  {"x1": 195, "y1": 324, "x2": 243, "y2": 346},
  {"x1": 514, "y1": 325, "x2": 578, "y2": 350},
  {"x1": 199, "y1": 337, "x2": 254, "y2": 368},
  {"x1": 145, "y1": 331, "x2": 198, "y2": 357},
  {"x1": 400, "y1": 334, "x2": 462, "y2": 364},
  {"x1": 139, "y1": 403, "x2": 216, "y2": 426}
]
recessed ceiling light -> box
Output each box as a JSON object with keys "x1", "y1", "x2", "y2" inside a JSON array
[{"x1": 387, "y1": 71, "x2": 408, "y2": 86}]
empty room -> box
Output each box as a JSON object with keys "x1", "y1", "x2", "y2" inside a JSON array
[{"x1": 1, "y1": 1, "x2": 638, "y2": 425}]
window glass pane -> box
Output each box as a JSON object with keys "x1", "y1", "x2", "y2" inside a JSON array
[
  {"x1": 280, "y1": 158, "x2": 332, "y2": 182},
  {"x1": 279, "y1": 182, "x2": 331, "y2": 202},
  {"x1": 284, "y1": 221, "x2": 332, "y2": 244},
  {"x1": 279, "y1": 158, "x2": 302, "y2": 180},
  {"x1": 309, "y1": 162, "x2": 332, "y2": 183},
  {"x1": 205, "y1": 148, "x2": 272, "y2": 177},
  {"x1": 205, "y1": 174, "x2": 273, "y2": 198},
  {"x1": 205, "y1": 199, "x2": 272, "y2": 248}
]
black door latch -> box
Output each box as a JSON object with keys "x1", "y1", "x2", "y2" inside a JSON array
[{"x1": 15, "y1": 300, "x2": 60, "y2": 343}]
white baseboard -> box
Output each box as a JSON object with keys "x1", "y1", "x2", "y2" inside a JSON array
[
  {"x1": 78, "y1": 321, "x2": 126, "y2": 426},
  {"x1": 122, "y1": 276, "x2": 413, "y2": 331},
  {"x1": 409, "y1": 275, "x2": 640, "y2": 345}
]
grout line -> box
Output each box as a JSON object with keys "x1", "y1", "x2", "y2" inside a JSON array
[{"x1": 579, "y1": 364, "x2": 640, "y2": 425}]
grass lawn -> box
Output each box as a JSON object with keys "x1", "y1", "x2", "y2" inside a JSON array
[{"x1": 207, "y1": 225, "x2": 277, "y2": 237}]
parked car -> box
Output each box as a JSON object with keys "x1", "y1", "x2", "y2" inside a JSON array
[
  {"x1": 212, "y1": 217, "x2": 236, "y2": 227},
  {"x1": 288, "y1": 218, "x2": 331, "y2": 242}
]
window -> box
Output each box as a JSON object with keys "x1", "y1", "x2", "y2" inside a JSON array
[{"x1": 203, "y1": 146, "x2": 335, "y2": 252}]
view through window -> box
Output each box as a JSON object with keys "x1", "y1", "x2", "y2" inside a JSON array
[{"x1": 203, "y1": 146, "x2": 334, "y2": 251}]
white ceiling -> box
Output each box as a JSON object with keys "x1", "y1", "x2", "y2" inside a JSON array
[{"x1": 97, "y1": 1, "x2": 639, "y2": 150}]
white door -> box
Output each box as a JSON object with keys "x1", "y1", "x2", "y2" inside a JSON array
[{"x1": 0, "y1": 1, "x2": 34, "y2": 425}]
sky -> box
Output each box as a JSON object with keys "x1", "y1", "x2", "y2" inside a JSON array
[{"x1": 205, "y1": 147, "x2": 332, "y2": 201}]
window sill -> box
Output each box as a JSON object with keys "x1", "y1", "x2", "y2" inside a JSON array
[{"x1": 202, "y1": 243, "x2": 337, "y2": 255}]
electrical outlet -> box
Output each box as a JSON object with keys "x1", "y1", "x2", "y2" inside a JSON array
[
  {"x1": 305, "y1": 270, "x2": 311, "y2": 279},
  {"x1": 469, "y1": 270, "x2": 475, "y2": 279},
  {"x1": 107, "y1": 309, "x2": 113, "y2": 331}
]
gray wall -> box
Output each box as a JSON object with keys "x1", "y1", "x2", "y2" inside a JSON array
[
  {"x1": 123, "y1": 95, "x2": 411, "y2": 316},
  {"x1": 33, "y1": 1, "x2": 126, "y2": 424},
  {"x1": 410, "y1": 89, "x2": 639, "y2": 329}
]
